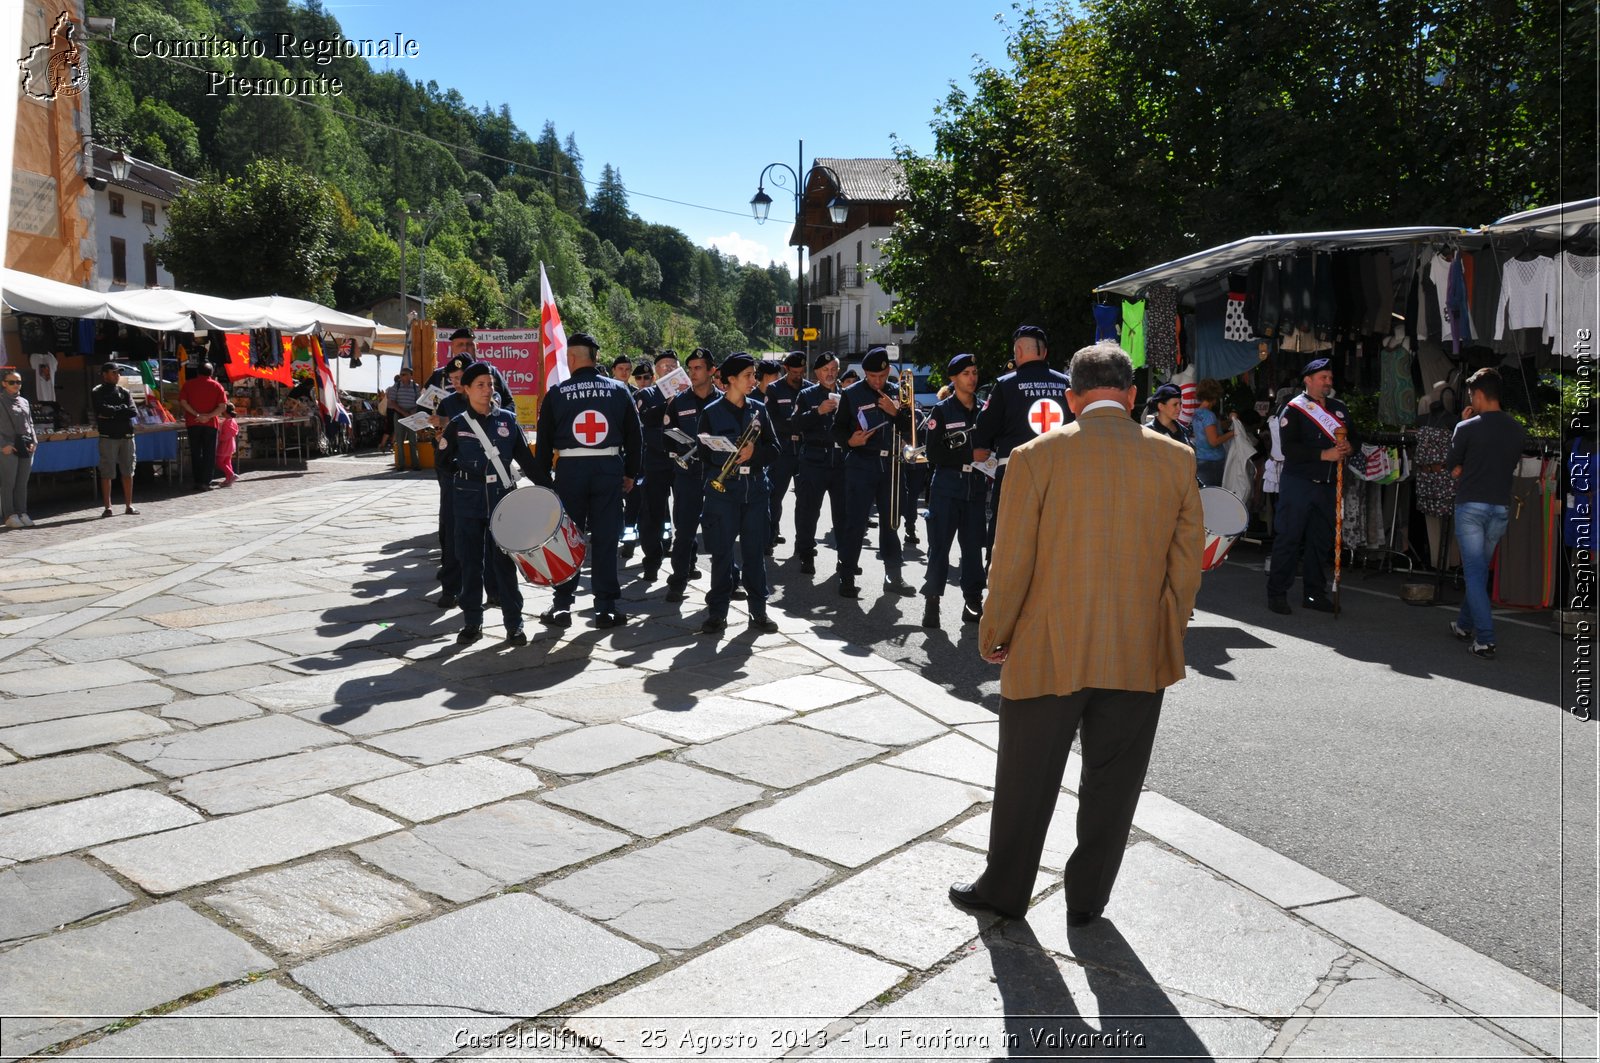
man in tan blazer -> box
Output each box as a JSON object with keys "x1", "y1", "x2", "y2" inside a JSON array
[{"x1": 950, "y1": 341, "x2": 1203, "y2": 924}]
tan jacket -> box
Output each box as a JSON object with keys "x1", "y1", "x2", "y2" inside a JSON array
[{"x1": 979, "y1": 406, "x2": 1204, "y2": 700}]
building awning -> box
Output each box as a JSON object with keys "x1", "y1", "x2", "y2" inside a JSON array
[
  {"x1": 1093, "y1": 226, "x2": 1467, "y2": 298},
  {"x1": 1, "y1": 268, "x2": 193, "y2": 330}
]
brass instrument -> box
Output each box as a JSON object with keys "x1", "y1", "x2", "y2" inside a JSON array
[
  {"x1": 709, "y1": 414, "x2": 763, "y2": 493},
  {"x1": 900, "y1": 370, "x2": 928, "y2": 465}
]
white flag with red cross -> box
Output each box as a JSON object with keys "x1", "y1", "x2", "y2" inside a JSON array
[{"x1": 539, "y1": 263, "x2": 570, "y2": 394}]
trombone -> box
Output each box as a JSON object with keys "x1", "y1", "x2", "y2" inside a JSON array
[{"x1": 709, "y1": 415, "x2": 763, "y2": 493}]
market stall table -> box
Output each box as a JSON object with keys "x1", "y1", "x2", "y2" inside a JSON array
[{"x1": 30, "y1": 425, "x2": 182, "y2": 474}]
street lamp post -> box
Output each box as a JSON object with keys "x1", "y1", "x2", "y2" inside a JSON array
[
  {"x1": 397, "y1": 193, "x2": 482, "y2": 323},
  {"x1": 750, "y1": 141, "x2": 849, "y2": 354}
]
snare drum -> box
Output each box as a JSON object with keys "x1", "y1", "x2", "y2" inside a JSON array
[
  {"x1": 489, "y1": 486, "x2": 588, "y2": 586},
  {"x1": 1199, "y1": 486, "x2": 1249, "y2": 571}
]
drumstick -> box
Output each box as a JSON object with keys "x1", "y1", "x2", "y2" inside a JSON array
[{"x1": 1333, "y1": 427, "x2": 1345, "y2": 619}]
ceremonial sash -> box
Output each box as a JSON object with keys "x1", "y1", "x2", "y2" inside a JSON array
[{"x1": 1288, "y1": 394, "x2": 1344, "y2": 443}]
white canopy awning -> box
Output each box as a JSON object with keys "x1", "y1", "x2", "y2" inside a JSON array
[
  {"x1": 1094, "y1": 226, "x2": 1467, "y2": 298},
  {"x1": 1, "y1": 269, "x2": 193, "y2": 331},
  {"x1": 1481, "y1": 198, "x2": 1600, "y2": 240},
  {"x1": 104, "y1": 287, "x2": 312, "y2": 334},
  {"x1": 232, "y1": 295, "x2": 379, "y2": 339}
]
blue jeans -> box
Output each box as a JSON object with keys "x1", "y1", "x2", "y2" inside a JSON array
[{"x1": 1454, "y1": 502, "x2": 1509, "y2": 645}]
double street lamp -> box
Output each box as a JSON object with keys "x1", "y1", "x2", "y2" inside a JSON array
[{"x1": 750, "y1": 141, "x2": 849, "y2": 352}]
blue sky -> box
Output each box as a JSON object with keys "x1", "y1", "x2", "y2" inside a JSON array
[{"x1": 323, "y1": 1, "x2": 1015, "y2": 274}]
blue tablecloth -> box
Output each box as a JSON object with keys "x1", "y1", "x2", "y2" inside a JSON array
[{"x1": 30, "y1": 429, "x2": 181, "y2": 474}]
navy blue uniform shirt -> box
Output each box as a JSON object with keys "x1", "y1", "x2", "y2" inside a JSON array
[
  {"x1": 831, "y1": 379, "x2": 912, "y2": 454},
  {"x1": 765, "y1": 377, "x2": 806, "y2": 455},
  {"x1": 436, "y1": 405, "x2": 536, "y2": 513},
  {"x1": 666, "y1": 385, "x2": 721, "y2": 465},
  {"x1": 792, "y1": 382, "x2": 844, "y2": 449},
  {"x1": 698, "y1": 396, "x2": 778, "y2": 492},
  {"x1": 1278, "y1": 393, "x2": 1355, "y2": 484},
  {"x1": 532, "y1": 366, "x2": 643, "y2": 483},
  {"x1": 972, "y1": 361, "x2": 1073, "y2": 458},
  {"x1": 427, "y1": 362, "x2": 514, "y2": 410}
]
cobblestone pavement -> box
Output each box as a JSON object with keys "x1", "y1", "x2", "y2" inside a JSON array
[{"x1": 0, "y1": 475, "x2": 1592, "y2": 1062}]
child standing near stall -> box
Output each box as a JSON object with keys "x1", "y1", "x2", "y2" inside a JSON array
[{"x1": 215, "y1": 403, "x2": 239, "y2": 487}]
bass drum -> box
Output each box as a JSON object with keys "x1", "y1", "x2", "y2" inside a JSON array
[
  {"x1": 1199, "y1": 486, "x2": 1249, "y2": 572},
  {"x1": 489, "y1": 486, "x2": 588, "y2": 586}
]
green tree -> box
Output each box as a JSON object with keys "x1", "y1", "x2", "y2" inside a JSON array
[{"x1": 152, "y1": 158, "x2": 341, "y2": 303}]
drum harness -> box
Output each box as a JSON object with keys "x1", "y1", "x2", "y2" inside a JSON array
[{"x1": 462, "y1": 415, "x2": 517, "y2": 495}]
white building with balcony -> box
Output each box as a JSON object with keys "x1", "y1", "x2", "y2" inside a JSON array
[
  {"x1": 88, "y1": 145, "x2": 195, "y2": 292},
  {"x1": 791, "y1": 157, "x2": 916, "y2": 360}
]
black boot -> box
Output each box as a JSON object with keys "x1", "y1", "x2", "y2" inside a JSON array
[{"x1": 921, "y1": 597, "x2": 940, "y2": 629}]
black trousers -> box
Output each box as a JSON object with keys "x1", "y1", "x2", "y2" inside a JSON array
[
  {"x1": 794, "y1": 452, "x2": 845, "y2": 556},
  {"x1": 640, "y1": 459, "x2": 676, "y2": 564},
  {"x1": 977, "y1": 687, "x2": 1164, "y2": 917},
  {"x1": 188, "y1": 424, "x2": 218, "y2": 487}
]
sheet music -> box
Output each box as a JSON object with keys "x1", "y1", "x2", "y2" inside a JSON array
[{"x1": 414, "y1": 385, "x2": 449, "y2": 411}]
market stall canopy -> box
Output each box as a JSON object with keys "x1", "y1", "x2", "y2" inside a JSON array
[
  {"x1": 1094, "y1": 226, "x2": 1467, "y2": 298},
  {"x1": 1480, "y1": 197, "x2": 1600, "y2": 241},
  {"x1": 233, "y1": 295, "x2": 379, "y2": 339},
  {"x1": 104, "y1": 287, "x2": 302, "y2": 333},
  {"x1": 1, "y1": 268, "x2": 192, "y2": 331}
]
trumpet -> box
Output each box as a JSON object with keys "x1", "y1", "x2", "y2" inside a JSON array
[{"x1": 709, "y1": 415, "x2": 763, "y2": 493}]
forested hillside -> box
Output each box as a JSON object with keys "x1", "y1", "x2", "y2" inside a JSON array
[{"x1": 85, "y1": 0, "x2": 794, "y2": 350}]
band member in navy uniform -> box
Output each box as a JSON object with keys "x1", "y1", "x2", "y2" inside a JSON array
[
  {"x1": 764, "y1": 350, "x2": 808, "y2": 554},
  {"x1": 428, "y1": 328, "x2": 514, "y2": 410},
  {"x1": 428, "y1": 354, "x2": 473, "y2": 609},
  {"x1": 620, "y1": 356, "x2": 648, "y2": 558},
  {"x1": 832, "y1": 346, "x2": 916, "y2": 599},
  {"x1": 972, "y1": 324, "x2": 1072, "y2": 550},
  {"x1": 532, "y1": 332, "x2": 643, "y2": 629},
  {"x1": 696, "y1": 353, "x2": 780, "y2": 635},
  {"x1": 920, "y1": 353, "x2": 989, "y2": 629},
  {"x1": 435, "y1": 363, "x2": 537, "y2": 645},
  {"x1": 665, "y1": 348, "x2": 721, "y2": 601},
  {"x1": 791, "y1": 351, "x2": 847, "y2": 577},
  {"x1": 633, "y1": 350, "x2": 679, "y2": 580},
  {"x1": 896, "y1": 364, "x2": 930, "y2": 552},
  {"x1": 1266, "y1": 358, "x2": 1355, "y2": 615}
]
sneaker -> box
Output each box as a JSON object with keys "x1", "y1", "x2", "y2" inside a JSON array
[
  {"x1": 1448, "y1": 620, "x2": 1472, "y2": 642},
  {"x1": 1267, "y1": 597, "x2": 1291, "y2": 615},
  {"x1": 18, "y1": 514, "x2": 33, "y2": 527},
  {"x1": 1470, "y1": 641, "x2": 1495, "y2": 659},
  {"x1": 3, "y1": 515, "x2": 20, "y2": 530},
  {"x1": 456, "y1": 626, "x2": 483, "y2": 646},
  {"x1": 503, "y1": 629, "x2": 528, "y2": 647}
]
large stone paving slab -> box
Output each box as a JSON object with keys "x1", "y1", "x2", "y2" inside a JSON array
[
  {"x1": 570, "y1": 926, "x2": 904, "y2": 1062},
  {"x1": 59, "y1": 979, "x2": 393, "y2": 1060},
  {"x1": 681, "y1": 724, "x2": 884, "y2": 789},
  {"x1": 1281, "y1": 961, "x2": 1538, "y2": 1060},
  {"x1": 886, "y1": 732, "x2": 998, "y2": 788},
  {"x1": 204, "y1": 857, "x2": 432, "y2": 960},
  {"x1": 0, "y1": 901, "x2": 274, "y2": 1059},
  {"x1": 44, "y1": 627, "x2": 210, "y2": 664},
  {"x1": 626, "y1": 695, "x2": 793, "y2": 743},
  {"x1": 347, "y1": 756, "x2": 543, "y2": 821},
  {"x1": 165, "y1": 662, "x2": 297, "y2": 696},
  {"x1": 545, "y1": 760, "x2": 764, "y2": 838},
  {"x1": 517, "y1": 722, "x2": 680, "y2": 776},
  {"x1": 0, "y1": 752, "x2": 155, "y2": 813},
  {"x1": 295, "y1": 689, "x2": 514, "y2": 735},
  {"x1": 1011, "y1": 843, "x2": 1344, "y2": 1017},
  {"x1": 355, "y1": 800, "x2": 630, "y2": 902},
  {"x1": 291, "y1": 893, "x2": 658, "y2": 1063},
  {"x1": 174, "y1": 745, "x2": 413, "y2": 815},
  {"x1": 0, "y1": 790, "x2": 202, "y2": 864},
  {"x1": 0, "y1": 709, "x2": 173, "y2": 757},
  {"x1": 0, "y1": 683, "x2": 173, "y2": 727},
  {"x1": 736, "y1": 764, "x2": 988, "y2": 868},
  {"x1": 0, "y1": 658, "x2": 157, "y2": 698},
  {"x1": 0, "y1": 857, "x2": 134, "y2": 945},
  {"x1": 944, "y1": 790, "x2": 1081, "y2": 870},
  {"x1": 91, "y1": 794, "x2": 400, "y2": 895},
  {"x1": 860, "y1": 939, "x2": 1274, "y2": 1061},
  {"x1": 539, "y1": 828, "x2": 830, "y2": 951},
  {"x1": 362, "y1": 705, "x2": 576, "y2": 764},
  {"x1": 117, "y1": 714, "x2": 345, "y2": 776},
  {"x1": 730, "y1": 673, "x2": 876, "y2": 711},
  {"x1": 793, "y1": 694, "x2": 948, "y2": 746},
  {"x1": 159, "y1": 694, "x2": 265, "y2": 726},
  {"x1": 786, "y1": 842, "x2": 1049, "y2": 969}
]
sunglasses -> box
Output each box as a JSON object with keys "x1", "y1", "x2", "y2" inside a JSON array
[{"x1": 2, "y1": 379, "x2": 20, "y2": 386}]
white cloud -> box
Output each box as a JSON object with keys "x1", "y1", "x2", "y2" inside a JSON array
[{"x1": 707, "y1": 231, "x2": 792, "y2": 272}]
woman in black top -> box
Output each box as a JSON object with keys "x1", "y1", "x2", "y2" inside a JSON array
[{"x1": 1145, "y1": 383, "x2": 1192, "y2": 446}]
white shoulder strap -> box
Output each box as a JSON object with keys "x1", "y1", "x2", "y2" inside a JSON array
[{"x1": 462, "y1": 413, "x2": 515, "y2": 486}]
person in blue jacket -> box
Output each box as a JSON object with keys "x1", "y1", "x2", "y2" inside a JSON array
[
  {"x1": 695, "y1": 353, "x2": 780, "y2": 635},
  {"x1": 919, "y1": 353, "x2": 990, "y2": 629},
  {"x1": 435, "y1": 363, "x2": 536, "y2": 645},
  {"x1": 532, "y1": 332, "x2": 644, "y2": 629}
]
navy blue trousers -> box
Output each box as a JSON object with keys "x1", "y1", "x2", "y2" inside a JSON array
[
  {"x1": 794, "y1": 452, "x2": 845, "y2": 556},
  {"x1": 552, "y1": 462, "x2": 624, "y2": 610},
  {"x1": 703, "y1": 484, "x2": 770, "y2": 619},
  {"x1": 1267, "y1": 474, "x2": 1335, "y2": 599},
  {"x1": 838, "y1": 459, "x2": 903, "y2": 579},
  {"x1": 453, "y1": 488, "x2": 522, "y2": 630},
  {"x1": 922, "y1": 475, "x2": 987, "y2": 601}
]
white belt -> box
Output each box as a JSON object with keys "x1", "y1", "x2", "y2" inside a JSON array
[
  {"x1": 996, "y1": 456, "x2": 1010, "y2": 467},
  {"x1": 559, "y1": 446, "x2": 620, "y2": 457}
]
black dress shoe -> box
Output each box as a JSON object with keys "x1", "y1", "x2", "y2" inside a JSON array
[
  {"x1": 773, "y1": 533, "x2": 787, "y2": 545},
  {"x1": 798, "y1": 556, "x2": 816, "y2": 575},
  {"x1": 595, "y1": 610, "x2": 627, "y2": 629},
  {"x1": 503, "y1": 629, "x2": 528, "y2": 646},
  {"x1": 1267, "y1": 597, "x2": 1292, "y2": 615},
  {"x1": 687, "y1": 568, "x2": 705, "y2": 581},
  {"x1": 538, "y1": 608, "x2": 572, "y2": 628},
  {"x1": 749, "y1": 614, "x2": 779, "y2": 633},
  {"x1": 485, "y1": 596, "x2": 500, "y2": 609},
  {"x1": 921, "y1": 599, "x2": 940, "y2": 629},
  {"x1": 948, "y1": 882, "x2": 1018, "y2": 917},
  {"x1": 883, "y1": 575, "x2": 916, "y2": 597},
  {"x1": 839, "y1": 580, "x2": 860, "y2": 599},
  {"x1": 961, "y1": 601, "x2": 982, "y2": 623},
  {"x1": 665, "y1": 581, "x2": 687, "y2": 602},
  {"x1": 456, "y1": 626, "x2": 483, "y2": 645},
  {"x1": 437, "y1": 593, "x2": 458, "y2": 609},
  {"x1": 1066, "y1": 908, "x2": 1104, "y2": 927},
  {"x1": 642, "y1": 564, "x2": 660, "y2": 581},
  {"x1": 1302, "y1": 595, "x2": 1336, "y2": 613},
  {"x1": 697, "y1": 617, "x2": 727, "y2": 636},
  {"x1": 731, "y1": 587, "x2": 748, "y2": 601}
]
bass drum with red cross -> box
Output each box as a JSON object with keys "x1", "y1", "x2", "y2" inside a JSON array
[
  {"x1": 489, "y1": 486, "x2": 588, "y2": 586},
  {"x1": 1027, "y1": 397, "x2": 1066, "y2": 435}
]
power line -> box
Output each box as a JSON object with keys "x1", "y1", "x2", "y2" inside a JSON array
[{"x1": 87, "y1": 32, "x2": 799, "y2": 227}]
